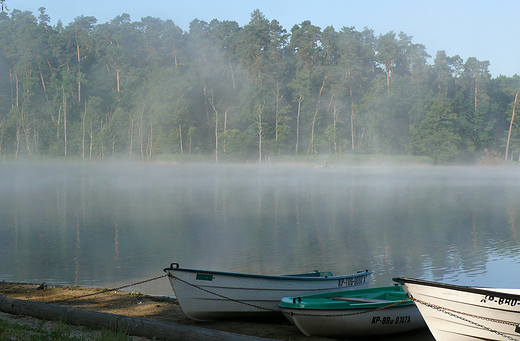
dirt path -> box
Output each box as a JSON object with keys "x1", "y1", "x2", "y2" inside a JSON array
[{"x1": 0, "y1": 281, "x2": 332, "y2": 341}]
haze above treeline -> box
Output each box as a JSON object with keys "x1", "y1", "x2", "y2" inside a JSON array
[{"x1": 1, "y1": 8, "x2": 520, "y2": 164}]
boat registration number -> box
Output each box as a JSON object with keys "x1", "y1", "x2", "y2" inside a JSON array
[
  {"x1": 481, "y1": 295, "x2": 518, "y2": 307},
  {"x1": 371, "y1": 315, "x2": 411, "y2": 325},
  {"x1": 337, "y1": 275, "x2": 367, "y2": 287}
]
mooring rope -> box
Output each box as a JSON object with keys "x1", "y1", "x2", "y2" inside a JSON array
[
  {"x1": 167, "y1": 273, "x2": 277, "y2": 312},
  {"x1": 50, "y1": 274, "x2": 168, "y2": 303}
]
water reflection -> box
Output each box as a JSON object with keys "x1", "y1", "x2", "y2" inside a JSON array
[
  {"x1": 1, "y1": 164, "x2": 520, "y2": 297},
  {"x1": 508, "y1": 204, "x2": 518, "y2": 243}
]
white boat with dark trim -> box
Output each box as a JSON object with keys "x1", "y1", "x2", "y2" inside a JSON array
[
  {"x1": 394, "y1": 277, "x2": 520, "y2": 341},
  {"x1": 279, "y1": 285, "x2": 426, "y2": 338},
  {"x1": 163, "y1": 262, "x2": 371, "y2": 321}
]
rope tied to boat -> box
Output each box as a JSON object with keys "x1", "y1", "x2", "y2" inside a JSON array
[
  {"x1": 50, "y1": 274, "x2": 168, "y2": 303},
  {"x1": 167, "y1": 273, "x2": 409, "y2": 317},
  {"x1": 167, "y1": 273, "x2": 278, "y2": 312},
  {"x1": 409, "y1": 295, "x2": 520, "y2": 341}
]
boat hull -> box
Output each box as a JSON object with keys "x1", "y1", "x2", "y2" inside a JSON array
[
  {"x1": 163, "y1": 263, "x2": 371, "y2": 321},
  {"x1": 279, "y1": 286, "x2": 426, "y2": 337},
  {"x1": 394, "y1": 277, "x2": 520, "y2": 341}
]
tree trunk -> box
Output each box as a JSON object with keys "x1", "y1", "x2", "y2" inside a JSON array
[
  {"x1": 173, "y1": 43, "x2": 178, "y2": 67},
  {"x1": 0, "y1": 124, "x2": 4, "y2": 155},
  {"x1": 326, "y1": 93, "x2": 336, "y2": 154},
  {"x1": 63, "y1": 87, "x2": 68, "y2": 157},
  {"x1": 223, "y1": 111, "x2": 227, "y2": 153},
  {"x1": 75, "y1": 31, "x2": 82, "y2": 102},
  {"x1": 386, "y1": 61, "x2": 391, "y2": 92},
  {"x1": 215, "y1": 110, "x2": 218, "y2": 163},
  {"x1": 15, "y1": 119, "x2": 20, "y2": 158},
  {"x1": 505, "y1": 91, "x2": 519, "y2": 160},
  {"x1": 275, "y1": 82, "x2": 283, "y2": 143},
  {"x1": 333, "y1": 105, "x2": 338, "y2": 154},
  {"x1": 307, "y1": 75, "x2": 328, "y2": 155},
  {"x1": 148, "y1": 121, "x2": 153, "y2": 162},
  {"x1": 0, "y1": 295, "x2": 273, "y2": 341},
  {"x1": 256, "y1": 104, "x2": 264, "y2": 163},
  {"x1": 139, "y1": 107, "x2": 145, "y2": 162},
  {"x1": 295, "y1": 95, "x2": 303, "y2": 156},
  {"x1": 128, "y1": 112, "x2": 135, "y2": 158},
  {"x1": 228, "y1": 55, "x2": 236, "y2": 90},
  {"x1": 179, "y1": 124, "x2": 183, "y2": 155},
  {"x1": 82, "y1": 103, "x2": 86, "y2": 160},
  {"x1": 474, "y1": 76, "x2": 478, "y2": 144},
  {"x1": 14, "y1": 70, "x2": 19, "y2": 107},
  {"x1": 33, "y1": 117, "x2": 38, "y2": 154},
  {"x1": 110, "y1": 63, "x2": 121, "y2": 93},
  {"x1": 21, "y1": 110, "x2": 32, "y2": 156},
  {"x1": 38, "y1": 64, "x2": 48, "y2": 101},
  {"x1": 116, "y1": 68, "x2": 120, "y2": 92},
  {"x1": 189, "y1": 134, "x2": 192, "y2": 155},
  {"x1": 350, "y1": 85, "x2": 356, "y2": 150},
  {"x1": 208, "y1": 89, "x2": 218, "y2": 163},
  {"x1": 89, "y1": 122, "x2": 93, "y2": 161},
  {"x1": 111, "y1": 131, "x2": 120, "y2": 160},
  {"x1": 9, "y1": 69, "x2": 13, "y2": 109}
]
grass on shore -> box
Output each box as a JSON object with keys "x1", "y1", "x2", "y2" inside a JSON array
[{"x1": 0, "y1": 317, "x2": 134, "y2": 341}]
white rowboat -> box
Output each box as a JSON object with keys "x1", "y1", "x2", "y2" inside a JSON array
[
  {"x1": 163, "y1": 262, "x2": 371, "y2": 321},
  {"x1": 394, "y1": 277, "x2": 520, "y2": 341}
]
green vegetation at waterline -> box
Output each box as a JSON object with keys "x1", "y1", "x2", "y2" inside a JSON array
[
  {"x1": 1, "y1": 9, "x2": 520, "y2": 164},
  {"x1": 0, "y1": 317, "x2": 134, "y2": 341},
  {"x1": 0, "y1": 153, "x2": 437, "y2": 166},
  {"x1": 0, "y1": 151, "x2": 512, "y2": 166}
]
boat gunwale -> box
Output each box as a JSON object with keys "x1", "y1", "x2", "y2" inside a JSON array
[
  {"x1": 163, "y1": 266, "x2": 371, "y2": 281},
  {"x1": 278, "y1": 286, "x2": 413, "y2": 310},
  {"x1": 279, "y1": 299, "x2": 414, "y2": 311},
  {"x1": 393, "y1": 277, "x2": 520, "y2": 301}
]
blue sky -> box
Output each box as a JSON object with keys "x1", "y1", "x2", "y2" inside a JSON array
[{"x1": 9, "y1": 0, "x2": 520, "y2": 77}]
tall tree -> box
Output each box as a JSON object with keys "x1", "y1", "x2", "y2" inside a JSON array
[
  {"x1": 375, "y1": 31, "x2": 400, "y2": 91},
  {"x1": 289, "y1": 20, "x2": 321, "y2": 70},
  {"x1": 337, "y1": 26, "x2": 375, "y2": 150},
  {"x1": 410, "y1": 94, "x2": 460, "y2": 163}
]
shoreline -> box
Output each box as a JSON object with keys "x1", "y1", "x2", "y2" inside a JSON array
[{"x1": 0, "y1": 281, "x2": 331, "y2": 341}]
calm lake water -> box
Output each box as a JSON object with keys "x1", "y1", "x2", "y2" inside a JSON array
[{"x1": 2, "y1": 162, "x2": 520, "y2": 339}]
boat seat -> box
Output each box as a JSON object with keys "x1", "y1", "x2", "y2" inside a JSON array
[{"x1": 329, "y1": 297, "x2": 393, "y2": 303}]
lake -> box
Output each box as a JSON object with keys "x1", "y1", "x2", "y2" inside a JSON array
[{"x1": 2, "y1": 163, "x2": 520, "y2": 339}]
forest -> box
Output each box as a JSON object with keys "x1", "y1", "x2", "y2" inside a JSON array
[{"x1": 1, "y1": 8, "x2": 520, "y2": 164}]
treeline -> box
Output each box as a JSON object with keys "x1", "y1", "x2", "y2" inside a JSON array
[{"x1": 1, "y1": 8, "x2": 519, "y2": 163}]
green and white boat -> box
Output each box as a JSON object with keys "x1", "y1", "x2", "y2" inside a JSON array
[{"x1": 279, "y1": 285, "x2": 426, "y2": 338}]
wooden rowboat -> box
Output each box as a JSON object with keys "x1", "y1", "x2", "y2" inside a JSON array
[
  {"x1": 163, "y1": 262, "x2": 371, "y2": 321},
  {"x1": 278, "y1": 285, "x2": 426, "y2": 337},
  {"x1": 394, "y1": 277, "x2": 520, "y2": 341}
]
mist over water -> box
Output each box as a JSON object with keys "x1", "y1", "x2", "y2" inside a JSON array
[{"x1": 1, "y1": 163, "x2": 520, "y2": 297}]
